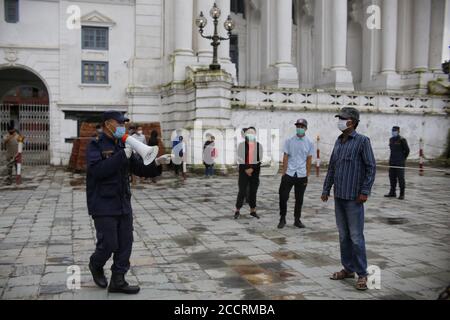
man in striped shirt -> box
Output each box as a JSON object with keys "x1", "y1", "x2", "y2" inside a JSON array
[{"x1": 321, "y1": 107, "x2": 376, "y2": 291}]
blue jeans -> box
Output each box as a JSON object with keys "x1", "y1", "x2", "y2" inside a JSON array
[
  {"x1": 334, "y1": 198, "x2": 368, "y2": 277},
  {"x1": 205, "y1": 164, "x2": 214, "y2": 176}
]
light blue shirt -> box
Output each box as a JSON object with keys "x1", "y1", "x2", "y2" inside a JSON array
[{"x1": 283, "y1": 135, "x2": 314, "y2": 178}]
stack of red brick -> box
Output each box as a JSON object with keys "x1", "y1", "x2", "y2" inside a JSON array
[
  {"x1": 135, "y1": 123, "x2": 165, "y2": 157},
  {"x1": 68, "y1": 122, "x2": 164, "y2": 172},
  {"x1": 68, "y1": 122, "x2": 97, "y2": 172}
]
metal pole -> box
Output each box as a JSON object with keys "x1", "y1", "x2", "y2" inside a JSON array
[
  {"x1": 16, "y1": 135, "x2": 23, "y2": 185},
  {"x1": 419, "y1": 138, "x2": 424, "y2": 176},
  {"x1": 316, "y1": 135, "x2": 320, "y2": 177},
  {"x1": 210, "y1": 16, "x2": 220, "y2": 70}
]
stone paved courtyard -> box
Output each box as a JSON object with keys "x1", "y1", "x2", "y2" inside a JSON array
[{"x1": 0, "y1": 166, "x2": 449, "y2": 300}]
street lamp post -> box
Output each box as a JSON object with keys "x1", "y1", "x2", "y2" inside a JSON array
[{"x1": 196, "y1": 2, "x2": 235, "y2": 70}]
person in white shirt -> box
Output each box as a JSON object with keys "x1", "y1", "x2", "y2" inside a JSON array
[
  {"x1": 278, "y1": 118, "x2": 314, "y2": 229},
  {"x1": 131, "y1": 126, "x2": 147, "y2": 145}
]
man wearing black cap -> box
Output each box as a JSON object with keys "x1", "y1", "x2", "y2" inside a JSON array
[
  {"x1": 384, "y1": 126, "x2": 409, "y2": 200},
  {"x1": 86, "y1": 110, "x2": 170, "y2": 294},
  {"x1": 321, "y1": 107, "x2": 376, "y2": 291}
]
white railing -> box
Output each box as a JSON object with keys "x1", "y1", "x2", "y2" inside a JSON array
[{"x1": 230, "y1": 87, "x2": 450, "y2": 115}]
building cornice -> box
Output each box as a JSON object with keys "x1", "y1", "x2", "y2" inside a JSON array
[{"x1": 67, "y1": 0, "x2": 134, "y2": 6}]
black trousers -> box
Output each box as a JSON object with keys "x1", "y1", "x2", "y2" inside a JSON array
[
  {"x1": 174, "y1": 163, "x2": 182, "y2": 175},
  {"x1": 236, "y1": 169, "x2": 260, "y2": 210},
  {"x1": 279, "y1": 174, "x2": 308, "y2": 219},
  {"x1": 389, "y1": 167, "x2": 405, "y2": 195},
  {"x1": 90, "y1": 214, "x2": 134, "y2": 274}
]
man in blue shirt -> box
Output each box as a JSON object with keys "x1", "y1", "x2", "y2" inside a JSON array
[
  {"x1": 321, "y1": 107, "x2": 376, "y2": 291},
  {"x1": 278, "y1": 118, "x2": 314, "y2": 229}
]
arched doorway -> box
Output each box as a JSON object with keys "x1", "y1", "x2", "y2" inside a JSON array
[{"x1": 0, "y1": 67, "x2": 50, "y2": 165}]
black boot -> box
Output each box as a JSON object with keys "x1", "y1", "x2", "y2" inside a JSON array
[
  {"x1": 398, "y1": 191, "x2": 405, "y2": 200},
  {"x1": 250, "y1": 211, "x2": 260, "y2": 219},
  {"x1": 89, "y1": 262, "x2": 108, "y2": 289},
  {"x1": 294, "y1": 219, "x2": 306, "y2": 228},
  {"x1": 277, "y1": 216, "x2": 286, "y2": 229},
  {"x1": 108, "y1": 273, "x2": 140, "y2": 294},
  {"x1": 384, "y1": 191, "x2": 396, "y2": 197}
]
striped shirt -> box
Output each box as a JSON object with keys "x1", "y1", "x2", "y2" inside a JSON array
[{"x1": 322, "y1": 131, "x2": 376, "y2": 200}]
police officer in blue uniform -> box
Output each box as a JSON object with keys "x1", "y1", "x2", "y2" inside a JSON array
[
  {"x1": 384, "y1": 126, "x2": 410, "y2": 200},
  {"x1": 86, "y1": 111, "x2": 170, "y2": 294}
]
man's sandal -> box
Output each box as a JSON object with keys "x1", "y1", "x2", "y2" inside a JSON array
[
  {"x1": 330, "y1": 269, "x2": 355, "y2": 280},
  {"x1": 356, "y1": 276, "x2": 368, "y2": 290}
]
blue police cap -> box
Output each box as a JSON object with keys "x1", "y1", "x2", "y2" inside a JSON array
[{"x1": 102, "y1": 110, "x2": 129, "y2": 124}]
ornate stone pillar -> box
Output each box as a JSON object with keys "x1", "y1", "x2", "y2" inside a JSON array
[
  {"x1": 412, "y1": 0, "x2": 431, "y2": 72},
  {"x1": 173, "y1": 0, "x2": 195, "y2": 81},
  {"x1": 271, "y1": 0, "x2": 299, "y2": 88},
  {"x1": 381, "y1": 0, "x2": 398, "y2": 74},
  {"x1": 318, "y1": 0, "x2": 354, "y2": 91},
  {"x1": 196, "y1": 0, "x2": 214, "y2": 62}
]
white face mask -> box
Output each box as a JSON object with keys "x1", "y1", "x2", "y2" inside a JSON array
[
  {"x1": 337, "y1": 119, "x2": 349, "y2": 132},
  {"x1": 137, "y1": 130, "x2": 143, "y2": 135}
]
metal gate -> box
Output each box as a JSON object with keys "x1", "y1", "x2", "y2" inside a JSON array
[{"x1": 0, "y1": 104, "x2": 50, "y2": 166}]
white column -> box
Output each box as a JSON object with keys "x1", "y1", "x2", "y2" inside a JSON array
[
  {"x1": 276, "y1": 0, "x2": 293, "y2": 66},
  {"x1": 319, "y1": 0, "x2": 353, "y2": 91},
  {"x1": 174, "y1": 0, "x2": 194, "y2": 56},
  {"x1": 173, "y1": 0, "x2": 196, "y2": 81},
  {"x1": 412, "y1": 0, "x2": 431, "y2": 72},
  {"x1": 217, "y1": 0, "x2": 231, "y2": 62},
  {"x1": 216, "y1": 0, "x2": 237, "y2": 83},
  {"x1": 268, "y1": 0, "x2": 298, "y2": 88},
  {"x1": 381, "y1": 0, "x2": 398, "y2": 74},
  {"x1": 196, "y1": 0, "x2": 214, "y2": 59},
  {"x1": 429, "y1": 0, "x2": 446, "y2": 72},
  {"x1": 331, "y1": 0, "x2": 348, "y2": 70}
]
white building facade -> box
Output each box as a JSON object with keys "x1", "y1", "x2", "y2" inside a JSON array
[{"x1": 0, "y1": 0, "x2": 449, "y2": 166}]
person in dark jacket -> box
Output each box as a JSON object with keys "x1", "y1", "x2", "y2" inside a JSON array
[
  {"x1": 234, "y1": 127, "x2": 263, "y2": 219},
  {"x1": 384, "y1": 126, "x2": 410, "y2": 200},
  {"x1": 147, "y1": 130, "x2": 160, "y2": 183},
  {"x1": 148, "y1": 130, "x2": 159, "y2": 147},
  {"x1": 86, "y1": 110, "x2": 170, "y2": 294}
]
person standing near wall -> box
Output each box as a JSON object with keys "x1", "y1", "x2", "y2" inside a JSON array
[
  {"x1": 172, "y1": 135, "x2": 186, "y2": 180},
  {"x1": 278, "y1": 119, "x2": 313, "y2": 229},
  {"x1": 384, "y1": 126, "x2": 410, "y2": 200},
  {"x1": 321, "y1": 107, "x2": 376, "y2": 291},
  {"x1": 148, "y1": 130, "x2": 160, "y2": 183},
  {"x1": 94, "y1": 124, "x2": 103, "y2": 140},
  {"x1": 203, "y1": 135, "x2": 217, "y2": 178},
  {"x1": 148, "y1": 130, "x2": 159, "y2": 148},
  {"x1": 131, "y1": 126, "x2": 148, "y2": 183},
  {"x1": 132, "y1": 126, "x2": 147, "y2": 145},
  {"x1": 234, "y1": 127, "x2": 263, "y2": 220},
  {"x1": 2, "y1": 123, "x2": 20, "y2": 185}
]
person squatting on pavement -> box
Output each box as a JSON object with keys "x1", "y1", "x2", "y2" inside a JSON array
[
  {"x1": 278, "y1": 119, "x2": 314, "y2": 229},
  {"x1": 234, "y1": 127, "x2": 264, "y2": 220},
  {"x1": 86, "y1": 110, "x2": 170, "y2": 294},
  {"x1": 321, "y1": 107, "x2": 376, "y2": 291},
  {"x1": 384, "y1": 126, "x2": 409, "y2": 200}
]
